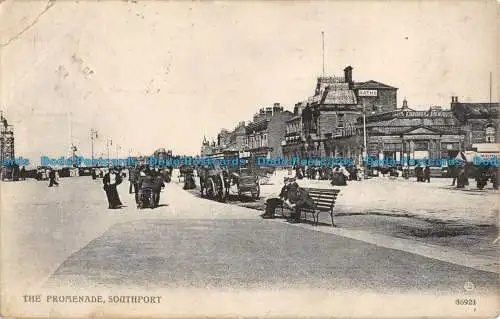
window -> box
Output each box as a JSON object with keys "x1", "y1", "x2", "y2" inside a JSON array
[
  {"x1": 485, "y1": 125, "x2": 496, "y2": 143},
  {"x1": 441, "y1": 142, "x2": 459, "y2": 150},
  {"x1": 413, "y1": 141, "x2": 428, "y2": 151},
  {"x1": 337, "y1": 114, "x2": 345, "y2": 127},
  {"x1": 384, "y1": 143, "x2": 402, "y2": 152}
]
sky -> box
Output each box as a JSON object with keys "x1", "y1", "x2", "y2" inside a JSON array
[{"x1": 1, "y1": 0, "x2": 498, "y2": 165}]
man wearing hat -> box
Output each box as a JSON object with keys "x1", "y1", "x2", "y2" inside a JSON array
[
  {"x1": 262, "y1": 177, "x2": 296, "y2": 219},
  {"x1": 285, "y1": 181, "x2": 316, "y2": 223}
]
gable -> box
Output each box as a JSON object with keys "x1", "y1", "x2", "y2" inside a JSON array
[
  {"x1": 404, "y1": 126, "x2": 441, "y2": 135},
  {"x1": 354, "y1": 80, "x2": 397, "y2": 90}
]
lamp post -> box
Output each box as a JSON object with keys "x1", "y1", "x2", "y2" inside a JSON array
[
  {"x1": 107, "y1": 138, "x2": 112, "y2": 167},
  {"x1": 70, "y1": 144, "x2": 78, "y2": 167},
  {"x1": 115, "y1": 144, "x2": 121, "y2": 162},
  {"x1": 362, "y1": 100, "x2": 368, "y2": 179},
  {"x1": 90, "y1": 129, "x2": 98, "y2": 166}
]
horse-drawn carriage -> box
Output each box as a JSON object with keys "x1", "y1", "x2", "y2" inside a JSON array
[{"x1": 197, "y1": 151, "x2": 260, "y2": 201}]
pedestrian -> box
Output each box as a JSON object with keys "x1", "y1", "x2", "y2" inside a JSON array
[
  {"x1": 423, "y1": 165, "x2": 431, "y2": 183},
  {"x1": 128, "y1": 166, "x2": 137, "y2": 194},
  {"x1": 48, "y1": 169, "x2": 59, "y2": 187},
  {"x1": 103, "y1": 167, "x2": 123, "y2": 209},
  {"x1": 490, "y1": 166, "x2": 498, "y2": 190},
  {"x1": 414, "y1": 165, "x2": 420, "y2": 182},
  {"x1": 331, "y1": 165, "x2": 348, "y2": 186},
  {"x1": 151, "y1": 169, "x2": 164, "y2": 207},
  {"x1": 183, "y1": 171, "x2": 196, "y2": 190},
  {"x1": 450, "y1": 164, "x2": 457, "y2": 186},
  {"x1": 350, "y1": 166, "x2": 358, "y2": 181},
  {"x1": 295, "y1": 165, "x2": 303, "y2": 179},
  {"x1": 456, "y1": 164, "x2": 469, "y2": 189},
  {"x1": 20, "y1": 166, "x2": 26, "y2": 180}
]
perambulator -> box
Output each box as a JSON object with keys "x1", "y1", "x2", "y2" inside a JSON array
[{"x1": 137, "y1": 175, "x2": 156, "y2": 209}]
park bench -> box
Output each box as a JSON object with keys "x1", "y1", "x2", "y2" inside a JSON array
[{"x1": 280, "y1": 187, "x2": 341, "y2": 227}]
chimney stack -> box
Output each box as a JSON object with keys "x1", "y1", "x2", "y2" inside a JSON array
[
  {"x1": 344, "y1": 66, "x2": 353, "y2": 88},
  {"x1": 272, "y1": 102, "x2": 283, "y2": 114},
  {"x1": 265, "y1": 107, "x2": 273, "y2": 117}
]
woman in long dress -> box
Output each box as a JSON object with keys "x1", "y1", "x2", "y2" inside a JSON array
[{"x1": 103, "y1": 168, "x2": 123, "y2": 209}]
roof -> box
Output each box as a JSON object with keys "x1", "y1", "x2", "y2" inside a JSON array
[
  {"x1": 354, "y1": 80, "x2": 398, "y2": 90},
  {"x1": 321, "y1": 87, "x2": 357, "y2": 105},
  {"x1": 246, "y1": 119, "x2": 269, "y2": 132},
  {"x1": 452, "y1": 102, "x2": 500, "y2": 122},
  {"x1": 286, "y1": 115, "x2": 301, "y2": 122}
]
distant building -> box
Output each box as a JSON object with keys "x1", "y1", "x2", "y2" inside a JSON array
[
  {"x1": 153, "y1": 148, "x2": 172, "y2": 162},
  {"x1": 0, "y1": 112, "x2": 15, "y2": 180},
  {"x1": 281, "y1": 66, "x2": 398, "y2": 158},
  {"x1": 332, "y1": 99, "x2": 465, "y2": 163},
  {"x1": 225, "y1": 121, "x2": 246, "y2": 152},
  {"x1": 282, "y1": 103, "x2": 304, "y2": 159},
  {"x1": 201, "y1": 136, "x2": 215, "y2": 156},
  {"x1": 451, "y1": 96, "x2": 499, "y2": 148},
  {"x1": 244, "y1": 103, "x2": 293, "y2": 158},
  {"x1": 201, "y1": 103, "x2": 292, "y2": 159}
]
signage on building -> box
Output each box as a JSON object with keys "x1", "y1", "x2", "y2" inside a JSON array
[
  {"x1": 358, "y1": 89, "x2": 378, "y2": 97},
  {"x1": 239, "y1": 151, "x2": 251, "y2": 158}
]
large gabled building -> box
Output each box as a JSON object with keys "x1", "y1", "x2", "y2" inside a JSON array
[{"x1": 281, "y1": 65, "x2": 398, "y2": 159}]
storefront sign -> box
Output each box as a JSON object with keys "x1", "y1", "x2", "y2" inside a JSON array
[{"x1": 358, "y1": 89, "x2": 377, "y2": 97}]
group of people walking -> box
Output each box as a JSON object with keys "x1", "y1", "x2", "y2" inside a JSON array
[
  {"x1": 415, "y1": 165, "x2": 431, "y2": 183},
  {"x1": 293, "y1": 164, "x2": 359, "y2": 182},
  {"x1": 99, "y1": 165, "x2": 168, "y2": 209}
]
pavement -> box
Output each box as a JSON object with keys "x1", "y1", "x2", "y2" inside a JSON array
[{"x1": 47, "y1": 218, "x2": 498, "y2": 294}]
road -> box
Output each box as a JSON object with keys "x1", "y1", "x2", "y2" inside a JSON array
[{"x1": 1, "y1": 176, "x2": 497, "y2": 295}]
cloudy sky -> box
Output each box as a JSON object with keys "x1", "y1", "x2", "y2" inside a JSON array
[{"x1": 1, "y1": 0, "x2": 498, "y2": 164}]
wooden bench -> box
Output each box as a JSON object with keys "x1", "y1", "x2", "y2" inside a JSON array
[{"x1": 280, "y1": 188, "x2": 341, "y2": 227}]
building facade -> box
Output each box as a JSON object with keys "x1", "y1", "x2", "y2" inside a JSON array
[
  {"x1": 201, "y1": 103, "x2": 292, "y2": 159},
  {"x1": 281, "y1": 65, "x2": 398, "y2": 159},
  {"x1": 243, "y1": 103, "x2": 293, "y2": 158},
  {"x1": 332, "y1": 99, "x2": 466, "y2": 163},
  {"x1": 451, "y1": 96, "x2": 499, "y2": 149},
  {"x1": 0, "y1": 112, "x2": 15, "y2": 180}
]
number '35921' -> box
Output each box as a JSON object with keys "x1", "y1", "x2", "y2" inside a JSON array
[{"x1": 455, "y1": 299, "x2": 476, "y2": 306}]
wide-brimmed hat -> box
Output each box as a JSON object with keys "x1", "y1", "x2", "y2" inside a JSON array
[{"x1": 284, "y1": 177, "x2": 296, "y2": 183}]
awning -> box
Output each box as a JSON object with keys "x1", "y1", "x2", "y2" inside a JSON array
[
  {"x1": 456, "y1": 151, "x2": 499, "y2": 162},
  {"x1": 472, "y1": 143, "x2": 500, "y2": 153}
]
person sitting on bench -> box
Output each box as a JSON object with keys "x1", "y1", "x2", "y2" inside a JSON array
[
  {"x1": 261, "y1": 177, "x2": 295, "y2": 219},
  {"x1": 285, "y1": 183, "x2": 316, "y2": 223}
]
